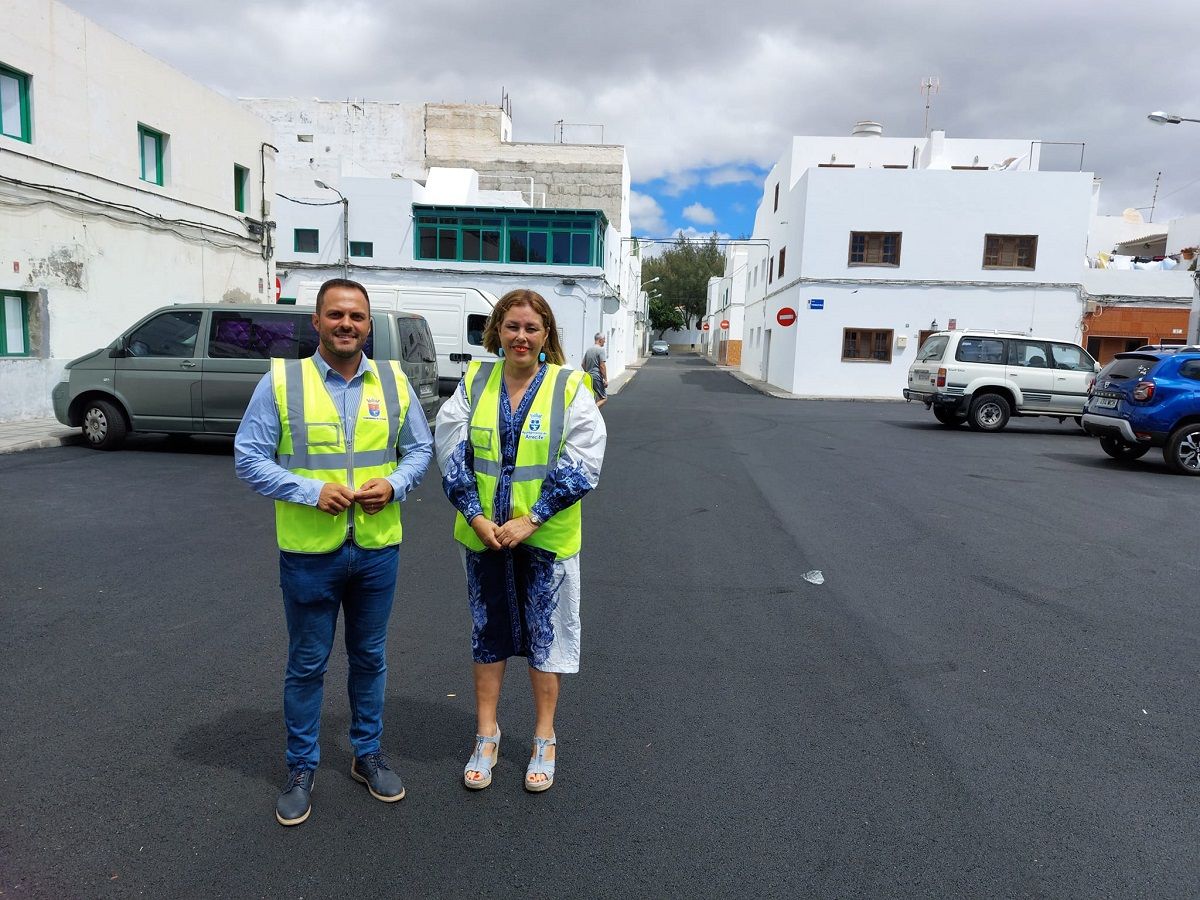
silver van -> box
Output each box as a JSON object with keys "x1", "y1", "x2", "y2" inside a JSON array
[{"x1": 52, "y1": 303, "x2": 439, "y2": 450}]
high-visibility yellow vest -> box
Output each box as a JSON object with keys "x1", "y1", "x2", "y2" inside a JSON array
[
  {"x1": 453, "y1": 360, "x2": 588, "y2": 558},
  {"x1": 271, "y1": 356, "x2": 411, "y2": 553}
]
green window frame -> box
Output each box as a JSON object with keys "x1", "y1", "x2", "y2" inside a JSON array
[
  {"x1": 0, "y1": 63, "x2": 32, "y2": 143},
  {"x1": 294, "y1": 228, "x2": 319, "y2": 253},
  {"x1": 349, "y1": 241, "x2": 373, "y2": 257},
  {"x1": 234, "y1": 164, "x2": 249, "y2": 213},
  {"x1": 0, "y1": 293, "x2": 31, "y2": 357},
  {"x1": 138, "y1": 124, "x2": 165, "y2": 185},
  {"x1": 412, "y1": 206, "x2": 605, "y2": 267}
]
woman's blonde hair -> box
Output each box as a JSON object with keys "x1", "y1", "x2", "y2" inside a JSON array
[{"x1": 482, "y1": 289, "x2": 566, "y2": 365}]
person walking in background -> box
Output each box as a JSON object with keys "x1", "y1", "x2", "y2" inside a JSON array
[
  {"x1": 581, "y1": 333, "x2": 608, "y2": 409},
  {"x1": 434, "y1": 289, "x2": 606, "y2": 793},
  {"x1": 235, "y1": 278, "x2": 432, "y2": 826}
]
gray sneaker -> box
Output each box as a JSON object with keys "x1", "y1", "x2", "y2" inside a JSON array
[
  {"x1": 276, "y1": 766, "x2": 315, "y2": 826},
  {"x1": 351, "y1": 751, "x2": 406, "y2": 802}
]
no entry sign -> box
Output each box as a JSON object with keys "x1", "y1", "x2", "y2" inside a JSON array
[
  {"x1": 702, "y1": 322, "x2": 711, "y2": 331},
  {"x1": 776, "y1": 307, "x2": 797, "y2": 327},
  {"x1": 720, "y1": 319, "x2": 730, "y2": 330}
]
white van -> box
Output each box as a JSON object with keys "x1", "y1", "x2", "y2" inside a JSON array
[
  {"x1": 903, "y1": 330, "x2": 1099, "y2": 431},
  {"x1": 295, "y1": 282, "x2": 498, "y2": 393}
]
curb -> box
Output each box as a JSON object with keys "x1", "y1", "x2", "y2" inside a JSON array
[{"x1": 0, "y1": 432, "x2": 75, "y2": 455}]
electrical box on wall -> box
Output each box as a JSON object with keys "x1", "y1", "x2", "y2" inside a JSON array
[{"x1": 896, "y1": 335, "x2": 908, "y2": 349}]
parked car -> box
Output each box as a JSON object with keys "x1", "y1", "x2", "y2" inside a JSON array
[
  {"x1": 1133, "y1": 344, "x2": 1200, "y2": 353},
  {"x1": 904, "y1": 330, "x2": 1099, "y2": 431},
  {"x1": 1081, "y1": 349, "x2": 1200, "y2": 474},
  {"x1": 52, "y1": 303, "x2": 440, "y2": 450},
  {"x1": 651, "y1": 340, "x2": 670, "y2": 356}
]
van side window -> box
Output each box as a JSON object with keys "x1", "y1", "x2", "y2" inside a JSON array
[
  {"x1": 209, "y1": 311, "x2": 318, "y2": 359},
  {"x1": 397, "y1": 318, "x2": 437, "y2": 363},
  {"x1": 127, "y1": 310, "x2": 202, "y2": 358},
  {"x1": 1008, "y1": 340, "x2": 1051, "y2": 368},
  {"x1": 956, "y1": 337, "x2": 1005, "y2": 364},
  {"x1": 467, "y1": 314, "x2": 487, "y2": 347}
]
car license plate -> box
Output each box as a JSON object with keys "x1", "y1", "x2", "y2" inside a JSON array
[{"x1": 1095, "y1": 397, "x2": 1118, "y2": 409}]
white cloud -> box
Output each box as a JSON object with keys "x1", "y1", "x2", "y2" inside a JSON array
[
  {"x1": 705, "y1": 167, "x2": 761, "y2": 187},
  {"x1": 63, "y1": 0, "x2": 1200, "y2": 220},
  {"x1": 629, "y1": 190, "x2": 668, "y2": 235},
  {"x1": 682, "y1": 202, "x2": 717, "y2": 225}
]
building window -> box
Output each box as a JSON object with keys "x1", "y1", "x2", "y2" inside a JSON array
[
  {"x1": 349, "y1": 241, "x2": 373, "y2": 258},
  {"x1": 294, "y1": 228, "x2": 319, "y2": 253},
  {"x1": 234, "y1": 164, "x2": 249, "y2": 213},
  {"x1": 983, "y1": 234, "x2": 1038, "y2": 270},
  {"x1": 952, "y1": 165, "x2": 989, "y2": 171},
  {"x1": 0, "y1": 64, "x2": 31, "y2": 143},
  {"x1": 849, "y1": 231, "x2": 901, "y2": 267},
  {"x1": 138, "y1": 124, "x2": 165, "y2": 185},
  {"x1": 413, "y1": 206, "x2": 604, "y2": 267},
  {"x1": 842, "y1": 328, "x2": 894, "y2": 362},
  {"x1": 882, "y1": 164, "x2": 909, "y2": 169},
  {"x1": 1, "y1": 293, "x2": 30, "y2": 356},
  {"x1": 817, "y1": 163, "x2": 855, "y2": 168},
  {"x1": 778, "y1": 247, "x2": 786, "y2": 279},
  {"x1": 773, "y1": 183, "x2": 779, "y2": 212},
  {"x1": 768, "y1": 256, "x2": 774, "y2": 284}
]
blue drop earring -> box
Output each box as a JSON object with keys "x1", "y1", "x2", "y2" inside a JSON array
[
  {"x1": 538, "y1": 351, "x2": 546, "y2": 362},
  {"x1": 498, "y1": 347, "x2": 505, "y2": 358}
]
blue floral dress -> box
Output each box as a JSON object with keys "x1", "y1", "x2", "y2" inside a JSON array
[{"x1": 434, "y1": 363, "x2": 606, "y2": 672}]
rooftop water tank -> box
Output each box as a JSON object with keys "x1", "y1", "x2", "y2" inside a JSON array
[{"x1": 852, "y1": 121, "x2": 883, "y2": 137}]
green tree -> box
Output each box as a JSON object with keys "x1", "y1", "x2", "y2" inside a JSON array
[
  {"x1": 648, "y1": 295, "x2": 684, "y2": 339},
  {"x1": 641, "y1": 233, "x2": 725, "y2": 331}
]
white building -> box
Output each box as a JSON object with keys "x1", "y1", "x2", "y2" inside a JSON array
[
  {"x1": 0, "y1": 0, "x2": 275, "y2": 421},
  {"x1": 241, "y1": 99, "x2": 642, "y2": 376},
  {"x1": 733, "y1": 124, "x2": 1098, "y2": 398}
]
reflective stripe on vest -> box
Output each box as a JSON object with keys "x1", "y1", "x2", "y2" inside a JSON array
[
  {"x1": 452, "y1": 361, "x2": 586, "y2": 558},
  {"x1": 272, "y1": 356, "x2": 410, "y2": 553}
]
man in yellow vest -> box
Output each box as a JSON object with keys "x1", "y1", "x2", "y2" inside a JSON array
[{"x1": 235, "y1": 278, "x2": 432, "y2": 826}]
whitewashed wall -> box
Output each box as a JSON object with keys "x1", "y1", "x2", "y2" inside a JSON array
[{"x1": 0, "y1": 0, "x2": 274, "y2": 421}]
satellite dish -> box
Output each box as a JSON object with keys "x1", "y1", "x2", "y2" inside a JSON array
[
  {"x1": 602, "y1": 296, "x2": 620, "y2": 314},
  {"x1": 1122, "y1": 208, "x2": 1145, "y2": 224}
]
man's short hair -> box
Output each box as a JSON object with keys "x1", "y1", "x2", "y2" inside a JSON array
[
  {"x1": 315, "y1": 278, "x2": 370, "y2": 313},
  {"x1": 594, "y1": 333, "x2": 604, "y2": 341}
]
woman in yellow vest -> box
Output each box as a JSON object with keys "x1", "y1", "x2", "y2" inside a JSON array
[{"x1": 434, "y1": 289, "x2": 606, "y2": 792}]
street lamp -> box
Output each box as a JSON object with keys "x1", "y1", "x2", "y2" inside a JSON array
[
  {"x1": 314, "y1": 180, "x2": 349, "y2": 278},
  {"x1": 1147, "y1": 111, "x2": 1200, "y2": 125},
  {"x1": 1146, "y1": 112, "x2": 1200, "y2": 341},
  {"x1": 640, "y1": 276, "x2": 660, "y2": 289}
]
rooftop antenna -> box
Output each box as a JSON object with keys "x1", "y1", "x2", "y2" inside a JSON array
[{"x1": 921, "y1": 76, "x2": 940, "y2": 136}]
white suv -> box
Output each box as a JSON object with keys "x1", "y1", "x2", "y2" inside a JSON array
[{"x1": 904, "y1": 331, "x2": 1099, "y2": 432}]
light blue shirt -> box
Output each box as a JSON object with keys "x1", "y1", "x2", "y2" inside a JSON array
[{"x1": 234, "y1": 351, "x2": 433, "y2": 507}]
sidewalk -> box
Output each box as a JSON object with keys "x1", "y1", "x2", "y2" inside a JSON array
[
  {"x1": 0, "y1": 417, "x2": 77, "y2": 454},
  {"x1": 698, "y1": 354, "x2": 900, "y2": 402},
  {"x1": 606, "y1": 354, "x2": 647, "y2": 397}
]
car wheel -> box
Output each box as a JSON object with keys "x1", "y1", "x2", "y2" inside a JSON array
[
  {"x1": 1099, "y1": 436, "x2": 1150, "y2": 461},
  {"x1": 81, "y1": 399, "x2": 128, "y2": 451},
  {"x1": 932, "y1": 407, "x2": 965, "y2": 427},
  {"x1": 967, "y1": 393, "x2": 1010, "y2": 432},
  {"x1": 1163, "y1": 424, "x2": 1200, "y2": 475}
]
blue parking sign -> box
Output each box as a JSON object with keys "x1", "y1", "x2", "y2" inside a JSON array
[{"x1": 809, "y1": 298, "x2": 824, "y2": 310}]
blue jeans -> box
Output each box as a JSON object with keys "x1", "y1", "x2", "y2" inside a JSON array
[{"x1": 279, "y1": 543, "x2": 399, "y2": 769}]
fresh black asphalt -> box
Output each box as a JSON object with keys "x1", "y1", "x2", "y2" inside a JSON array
[{"x1": 1, "y1": 354, "x2": 1196, "y2": 898}]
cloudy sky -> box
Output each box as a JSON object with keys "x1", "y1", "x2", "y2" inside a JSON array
[{"x1": 67, "y1": 0, "x2": 1198, "y2": 240}]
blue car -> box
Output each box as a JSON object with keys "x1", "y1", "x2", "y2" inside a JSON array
[{"x1": 1081, "y1": 349, "x2": 1200, "y2": 474}]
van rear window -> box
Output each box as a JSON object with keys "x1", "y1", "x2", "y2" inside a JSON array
[
  {"x1": 916, "y1": 334, "x2": 948, "y2": 362},
  {"x1": 397, "y1": 318, "x2": 437, "y2": 364},
  {"x1": 956, "y1": 337, "x2": 1005, "y2": 364},
  {"x1": 1100, "y1": 355, "x2": 1159, "y2": 381}
]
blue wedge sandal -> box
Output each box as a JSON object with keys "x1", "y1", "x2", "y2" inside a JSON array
[
  {"x1": 464, "y1": 730, "x2": 500, "y2": 790},
  {"x1": 525, "y1": 736, "x2": 556, "y2": 793}
]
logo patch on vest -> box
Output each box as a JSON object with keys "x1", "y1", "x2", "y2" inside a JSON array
[
  {"x1": 523, "y1": 411, "x2": 547, "y2": 441},
  {"x1": 366, "y1": 397, "x2": 382, "y2": 418}
]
